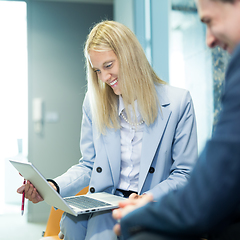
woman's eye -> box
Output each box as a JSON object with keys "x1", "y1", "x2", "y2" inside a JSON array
[
  {"x1": 94, "y1": 69, "x2": 100, "y2": 73},
  {"x1": 105, "y1": 62, "x2": 112, "y2": 68}
]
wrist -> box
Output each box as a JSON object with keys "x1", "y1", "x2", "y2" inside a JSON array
[{"x1": 47, "y1": 179, "x2": 60, "y2": 193}]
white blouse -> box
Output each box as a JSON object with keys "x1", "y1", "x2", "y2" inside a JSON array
[{"x1": 117, "y1": 96, "x2": 145, "y2": 192}]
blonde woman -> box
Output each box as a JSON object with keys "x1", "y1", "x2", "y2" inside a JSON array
[{"x1": 18, "y1": 20, "x2": 198, "y2": 240}]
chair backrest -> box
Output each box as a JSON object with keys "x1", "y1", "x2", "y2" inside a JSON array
[{"x1": 44, "y1": 186, "x2": 89, "y2": 237}]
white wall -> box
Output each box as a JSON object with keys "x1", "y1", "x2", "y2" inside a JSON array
[
  {"x1": 27, "y1": 0, "x2": 113, "y2": 222},
  {"x1": 113, "y1": 0, "x2": 134, "y2": 32}
]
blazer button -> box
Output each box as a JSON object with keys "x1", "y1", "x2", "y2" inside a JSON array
[
  {"x1": 149, "y1": 167, "x2": 155, "y2": 173},
  {"x1": 96, "y1": 167, "x2": 102, "y2": 173},
  {"x1": 90, "y1": 187, "x2": 95, "y2": 193}
]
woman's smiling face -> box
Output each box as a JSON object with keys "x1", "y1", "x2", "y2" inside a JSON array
[{"x1": 88, "y1": 50, "x2": 121, "y2": 95}]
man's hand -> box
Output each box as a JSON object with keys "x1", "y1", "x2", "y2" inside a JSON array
[
  {"x1": 112, "y1": 194, "x2": 153, "y2": 236},
  {"x1": 17, "y1": 180, "x2": 57, "y2": 203}
]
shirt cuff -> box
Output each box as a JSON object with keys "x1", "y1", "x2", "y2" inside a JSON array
[{"x1": 47, "y1": 179, "x2": 60, "y2": 194}]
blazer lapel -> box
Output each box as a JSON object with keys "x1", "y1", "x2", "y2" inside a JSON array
[
  {"x1": 102, "y1": 128, "x2": 121, "y2": 188},
  {"x1": 138, "y1": 85, "x2": 171, "y2": 193}
]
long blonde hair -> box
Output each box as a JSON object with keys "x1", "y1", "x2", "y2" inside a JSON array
[{"x1": 84, "y1": 20, "x2": 166, "y2": 134}]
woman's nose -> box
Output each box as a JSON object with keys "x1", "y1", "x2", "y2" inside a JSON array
[{"x1": 100, "y1": 70, "x2": 111, "y2": 83}]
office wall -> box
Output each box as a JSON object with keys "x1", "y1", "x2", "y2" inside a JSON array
[
  {"x1": 114, "y1": 0, "x2": 170, "y2": 82},
  {"x1": 113, "y1": 0, "x2": 134, "y2": 31},
  {"x1": 27, "y1": 0, "x2": 113, "y2": 222}
]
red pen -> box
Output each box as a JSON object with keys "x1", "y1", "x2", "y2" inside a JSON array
[{"x1": 21, "y1": 179, "x2": 26, "y2": 215}]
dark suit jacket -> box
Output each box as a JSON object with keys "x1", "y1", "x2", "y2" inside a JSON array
[{"x1": 120, "y1": 43, "x2": 240, "y2": 239}]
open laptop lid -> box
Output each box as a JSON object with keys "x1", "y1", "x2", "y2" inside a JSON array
[
  {"x1": 9, "y1": 159, "x2": 125, "y2": 216},
  {"x1": 9, "y1": 159, "x2": 78, "y2": 216}
]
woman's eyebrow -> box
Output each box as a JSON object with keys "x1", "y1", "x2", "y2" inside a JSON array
[
  {"x1": 92, "y1": 60, "x2": 115, "y2": 70},
  {"x1": 103, "y1": 60, "x2": 115, "y2": 65},
  {"x1": 91, "y1": 65, "x2": 99, "y2": 71}
]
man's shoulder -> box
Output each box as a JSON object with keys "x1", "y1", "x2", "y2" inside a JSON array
[
  {"x1": 228, "y1": 43, "x2": 240, "y2": 70},
  {"x1": 225, "y1": 43, "x2": 240, "y2": 84},
  {"x1": 232, "y1": 43, "x2": 240, "y2": 57}
]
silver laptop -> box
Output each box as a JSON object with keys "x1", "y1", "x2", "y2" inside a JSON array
[{"x1": 9, "y1": 159, "x2": 125, "y2": 216}]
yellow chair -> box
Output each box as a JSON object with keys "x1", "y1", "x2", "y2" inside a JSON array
[{"x1": 40, "y1": 187, "x2": 89, "y2": 240}]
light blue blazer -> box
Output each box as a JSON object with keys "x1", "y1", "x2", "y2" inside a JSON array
[{"x1": 55, "y1": 84, "x2": 198, "y2": 200}]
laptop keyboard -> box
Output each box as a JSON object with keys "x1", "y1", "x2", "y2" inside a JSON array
[{"x1": 65, "y1": 195, "x2": 111, "y2": 210}]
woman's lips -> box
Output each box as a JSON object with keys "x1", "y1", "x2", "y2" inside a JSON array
[{"x1": 109, "y1": 79, "x2": 118, "y2": 87}]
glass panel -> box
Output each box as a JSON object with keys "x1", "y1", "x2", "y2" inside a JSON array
[
  {"x1": 144, "y1": 0, "x2": 152, "y2": 64},
  {"x1": 0, "y1": 1, "x2": 28, "y2": 214},
  {"x1": 170, "y1": 0, "x2": 213, "y2": 154}
]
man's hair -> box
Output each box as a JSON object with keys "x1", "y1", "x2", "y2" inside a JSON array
[{"x1": 84, "y1": 20, "x2": 165, "y2": 134}]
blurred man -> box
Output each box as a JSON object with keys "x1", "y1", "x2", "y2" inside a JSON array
[{"x1": 113, "y1": 0, "x2": 240, "y2": 239}]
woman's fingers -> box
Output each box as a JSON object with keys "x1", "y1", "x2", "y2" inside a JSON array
[
  {"x1": 17, "y1": 180, "x2": 43, "y2": 203},
  {"x1": 17, "y1": 185, "x2": 25, "y2": 194},
  {"x1": 129, "y1": 193, "x2": 139, "y2": 200}
]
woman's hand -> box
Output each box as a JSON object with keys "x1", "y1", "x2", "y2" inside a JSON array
[
  {"x1": 129, "y1": 193, "x2": 144, "y2": 200},
  {"x1": 17, "y1": 180, "x2": 58, "y2": 204},
  {"x1": 112, "y1": 193, "x2": 153, "y2": 236}
]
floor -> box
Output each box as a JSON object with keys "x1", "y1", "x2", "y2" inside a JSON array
[{"x1": 0, "y1": 204, "x2": 47, "y2": 240}]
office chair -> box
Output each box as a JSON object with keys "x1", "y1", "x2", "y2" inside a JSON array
[{"x1": 39, "y1": 186, "x2": 89, "y2": 240}]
